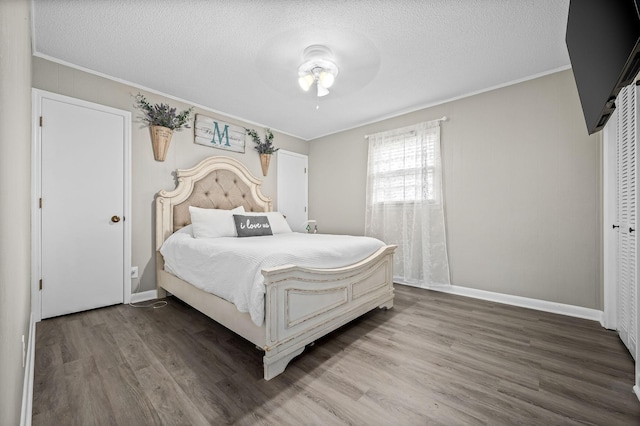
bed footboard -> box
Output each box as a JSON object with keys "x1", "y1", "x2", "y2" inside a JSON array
[
  {"x1": 156, "y1": 156, "x2": 397, "y2": 381},
  {"x1": 261, "y1": 244, "x2": 396, "y2": 380}
]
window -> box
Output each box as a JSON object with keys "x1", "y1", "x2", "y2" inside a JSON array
[
  {"x1": 368, "y1": 126, "x2": 439, "y2": 203},
  {"x1": 365, "y1": 120, "x2": 450, "y2": 287}
]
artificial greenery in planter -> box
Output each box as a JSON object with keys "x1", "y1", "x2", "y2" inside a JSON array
[
  {"x1": 134, "y1": 93, "x2": 194, "y2": 161},
  {"x1": 246, "y1": 127, "x2": 279, "y2": 176}
]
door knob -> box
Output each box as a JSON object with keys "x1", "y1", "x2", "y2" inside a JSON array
[{"x1": 111, "y1": 215, "x2": 121, "y2": 223}]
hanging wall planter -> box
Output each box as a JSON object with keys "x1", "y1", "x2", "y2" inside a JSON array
[
  {"x1": 260, "y1": 153, "x2": 271, "y2": 176},
  {"x1": 134, "y1": 93, "x2": 193, "y2": 162},
  {"x1": 246, "y1": 127, "x2": 278, "y2": 176},
  {"x1": 150, "y1": 125, "x2": 174, "y2": 161}
]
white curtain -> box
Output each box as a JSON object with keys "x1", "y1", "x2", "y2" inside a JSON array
[{"x1": 365, "y1": 120, "x2": 450, "y2": 287}]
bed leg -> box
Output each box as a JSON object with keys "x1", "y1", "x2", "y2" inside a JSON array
[
  {"x1": 263, "y1": 346, "x2": 305, "y2": 380},
  {"x1": 378, "y1": 298, "x2": 394, "y2": 310}
]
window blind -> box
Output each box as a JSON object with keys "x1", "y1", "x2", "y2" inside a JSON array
[{"x1": 368, "y1": 127, "x2": 438, "y2": 203}]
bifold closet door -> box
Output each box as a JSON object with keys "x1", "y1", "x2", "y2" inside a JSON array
[{"x1": 616, "y1": 83, "x2": 638, "y2": 360}]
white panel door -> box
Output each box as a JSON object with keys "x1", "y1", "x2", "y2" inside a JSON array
[
  {"x1": 40, "y1": 97, "x2": 125, "y2": 318},
  {"x1": 277, "y1": 150, "x2": 308, "y2": 232},
  {"x1": 616, "y1": 83, "x2": 637, "y2": 359}
]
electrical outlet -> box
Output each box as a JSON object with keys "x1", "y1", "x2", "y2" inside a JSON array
[
  {"x1": 131, "y1": 266, "x2": 139, "y2": 279},
  {"x1": 22, "y1": 335, "x2": 25, "y2": 368}
]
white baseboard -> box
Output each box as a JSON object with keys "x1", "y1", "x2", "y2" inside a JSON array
[
  {"x1": 20, "y1": 313, "x2": 35, "y2": 426},
  {"x1": 398, "y1": 282, "x2": 604, "y2": 323},
  {"x1": 130, "y1": 289, "x2": 158, "y2": 303}
]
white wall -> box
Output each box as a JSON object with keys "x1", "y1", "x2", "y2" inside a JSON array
[
  {"x1": 0, "y1": 0, "x2": 32, "y2": 424},
  {"x1": 309, "y1": 70, "x2": 603, "y2": 310},
  {"x1": 32, "y1": 57, "x2": 310, "y2": 293}
]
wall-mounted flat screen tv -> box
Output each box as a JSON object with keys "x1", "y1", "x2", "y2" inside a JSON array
[{"x1": 566, "y1": 0, "x2": 640, "y2": 134}]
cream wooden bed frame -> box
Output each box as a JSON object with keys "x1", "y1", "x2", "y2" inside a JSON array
[{"x1": 156, "y1": 156, "x2": 396, "y2": 380}]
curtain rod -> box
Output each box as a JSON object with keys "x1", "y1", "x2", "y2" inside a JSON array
[{"x1": 364, "y1": 116, "x2": 448, "y2": 139}]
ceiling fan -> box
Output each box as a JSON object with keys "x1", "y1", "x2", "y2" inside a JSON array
[{"x1": 297, "y1": 45, "x2": 339, "y2": 97}]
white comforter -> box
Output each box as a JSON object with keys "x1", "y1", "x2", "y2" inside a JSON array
[{"x1": 159, "y1": 228, "x2": 385, "y2": 326}]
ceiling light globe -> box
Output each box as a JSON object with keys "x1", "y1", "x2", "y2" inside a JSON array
[
  {"x1": 319, "y1": 71, "x2": 335, "y2": 88},
  {"x1": 317, "y1": 82, "x2": 330, "y2": 97},
  {"x1": 298, "y1": 74, "x2": 315, "y2": 91}
]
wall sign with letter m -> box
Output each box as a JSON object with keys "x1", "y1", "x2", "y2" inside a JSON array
[{"x1": 194, "y1": 114, "x2": 246, "y2": 153}]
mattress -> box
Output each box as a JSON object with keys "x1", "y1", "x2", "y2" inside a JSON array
[{"x1": 159, "y1": 227, "x2": 385, "y2": 326}]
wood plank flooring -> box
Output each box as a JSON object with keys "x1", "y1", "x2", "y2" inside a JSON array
[{"x1": 32, "y1": 285, "x2": 640, "y2": 425}]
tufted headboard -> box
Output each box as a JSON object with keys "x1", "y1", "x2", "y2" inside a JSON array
[{"x1": 155, "y1": 156, "x2": 272, "y2": 249}]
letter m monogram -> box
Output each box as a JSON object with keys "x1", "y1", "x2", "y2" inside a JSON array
[{"x1": 212, "y1": 122, "x2": 231, "y2": 147}]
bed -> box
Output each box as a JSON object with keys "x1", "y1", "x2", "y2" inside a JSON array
[{"x1": 155, "y1": 155, "x2": 396, "y2": 380}]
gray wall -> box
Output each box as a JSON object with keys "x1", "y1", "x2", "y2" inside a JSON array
[
  {"x1": 31, "y1": 62, "x2": 603, "y2": 314},
  {"x1": 0, "y1": 0, "x2": 32, "y2": 424},
  {"x1": 309, "y1": 70, "x2": 603, "y2": 310},
  {"x1": 33, "y1": 57, "x2": 310, "y2": 293}
]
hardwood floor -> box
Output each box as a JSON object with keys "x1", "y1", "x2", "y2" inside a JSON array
[{"x1": 33, "y1": 285, "x2": 640, "y2": 425}]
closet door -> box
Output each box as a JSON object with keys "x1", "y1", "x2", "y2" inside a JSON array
[
  {"x1": 277, "y1": 150, "x2": 308, "y2": 232},
  {"x1": 36, "y1": 91, "x2": 130, "y2": 319},
  {"x1": 616, "y1": 83, "x2": 637, "y2": 359}
]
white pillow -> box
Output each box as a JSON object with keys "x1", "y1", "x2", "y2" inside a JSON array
[
  {"x1": 175, "y1": 224, "x2": 194, "y2": 237},
  {"x1": 189, "y1": 206, "x2": 245, "y2": 238},
  {"x1": 243, "y1": 211, "x2": 292, "y2": 234}
]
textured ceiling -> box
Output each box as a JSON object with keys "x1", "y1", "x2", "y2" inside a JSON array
[{"x1": 31, "y1": 0, "x2": 571, "y2": 140}]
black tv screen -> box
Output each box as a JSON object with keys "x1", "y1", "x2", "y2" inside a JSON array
[{"x1": 566, "y1": 0, "x2": 640, "y2": 134}]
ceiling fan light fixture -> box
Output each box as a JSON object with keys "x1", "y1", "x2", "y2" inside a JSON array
[{"x1": 297, "y1": 45, "x2": 339, "y2": 98}]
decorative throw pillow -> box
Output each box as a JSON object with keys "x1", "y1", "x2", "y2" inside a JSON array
[
  {"x1": 189, "y1": 205, "x2": 245, "y2": 238},
  {"x1": 242, "y1": 211, "x2": 292, "y2": 234},
  {"x1": 233, "y1": 214, "x2": 273, "y2": 237}
]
